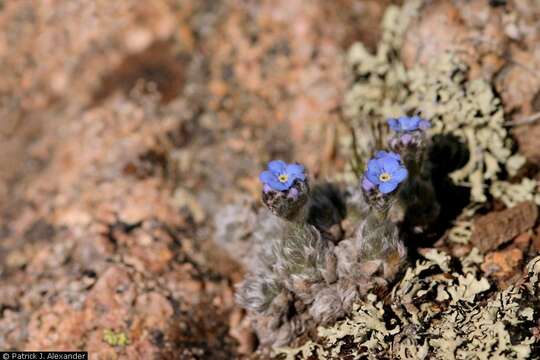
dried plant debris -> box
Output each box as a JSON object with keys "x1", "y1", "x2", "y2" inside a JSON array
[
  {"x1": 277, "y1": 252, "x2": 540, "y2": 359},
  {"x1": 343, "y1": 0, "x2": 520, "y2": 203}
]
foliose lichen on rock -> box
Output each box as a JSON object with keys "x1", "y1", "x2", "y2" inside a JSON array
[
  {"x1": 342, "y1": 0, "x2": 525, "y2": 204},
  {"x1": 277, "y1": 252, "x2": 540, "y2": 359}
]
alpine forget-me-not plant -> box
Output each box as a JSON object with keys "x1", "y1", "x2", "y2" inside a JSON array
[{"x1": 235, "y1": 115, "x2": 439, "y2": 347}]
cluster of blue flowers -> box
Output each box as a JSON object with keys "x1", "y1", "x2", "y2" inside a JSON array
[
  {"x1": 258, "y1": 116, "x2": 430, "y2": 198},
  {"x1": 361, "y1": 115, "x2": 430, "y2": 196},
  {"x1": 239, "y1": 115, "x2": 432, "y2": 347}
]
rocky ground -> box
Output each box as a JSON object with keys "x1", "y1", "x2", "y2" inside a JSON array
[{"x1": 1, "y1": 0, "x2": 540, "y2": 359}]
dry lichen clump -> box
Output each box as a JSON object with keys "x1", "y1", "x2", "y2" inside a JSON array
[
  {"x1": 343, "y1": 1, "x2": 527, "y2": 204},
  {"x1": 278, "y1": 252, "x2": 540, "y2": 359}
]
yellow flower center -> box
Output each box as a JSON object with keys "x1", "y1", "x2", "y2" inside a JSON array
[
  {"x1": 278, "y1": 174, "x2": 289, "y2": 183},
  {"x1": 379, "y1": 172, "x2": 392, "y2": 182}
]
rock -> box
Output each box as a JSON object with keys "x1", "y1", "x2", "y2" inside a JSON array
[
  {"x1": 513, "y1": 232, "x2": 532, "y2": 251},
  {"x1": 401, "y1": 1, "x2": 472, "y2": 69},
  {"x1": 471, "y1": 201, "x2": 538, "y2": 252},
  {"x1": 401, "y1": 0, "x2": 507, "y2": 80},
  {"x1": 532, "y1": 225, "x2": 540, "y2": 253},
  {"x1": 134, "y1": 292, "x2": 174, "y2": 330},
  {"x1": 513, "y1": 121, "x2": 540, "y2": 165},
  {"x1": 84, "y1": 266, "x2": 137, "y2": 330},
  {"x1": 26, "y1": 301, "x2": 86, "y2": 349},
  {"x1": 0, "y1": 284, "x2": 20, "y2": 309},
  {"x1": 481, "y1": 248, "x2": 523, "y2": 279},
  {"x1": 450, "y1": 243, "x2": 474, "y2": 258},
  {"x1": 229, "y1": 309, "x2": 257, "y2": 354},
  {"x1": 171, "y1": 188, "x2": 206, "y2": 224},
  {"x1": 496, "y1": 46, "x2": 540, "y2": 116},
  {"x1": 0, "y1": 310, "x2": 27, "y2": 349}
]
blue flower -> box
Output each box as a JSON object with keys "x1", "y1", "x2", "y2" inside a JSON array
[
  {"x1": 387, "y1": 116, "x2": 430, "y2": 133},
  {"x1": 374, "y1": 150, "x2": 401, "y2": 161},
  {"x1": 259, "y1": 160, "x2": 306, "y2": 191},
  {"x1": 364, "y1": 151, "x2": 408, "y2": 194}
]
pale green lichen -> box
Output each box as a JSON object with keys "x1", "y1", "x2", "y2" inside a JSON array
[
  {"x1": 275, "y1": 341, "x2": 320, "y2": 360},
  {"x1": 506, "y1": 154, "x2": 527, "y2": 177},
  {"x1": 103, "y1": 329, "x2": 130, "y2": 347},
  {"x1": 277, "y1": 252, "x2": 540, "y2": 359},
  {"x1": 343, "y1": 1, "x2": 518, "y2": 203},
  {"x1": 490, "y1": 178, "x2": 540, "y2": 208},
  {"x1": 447, "y1": 220, "x2": 474, "y2": 244}
]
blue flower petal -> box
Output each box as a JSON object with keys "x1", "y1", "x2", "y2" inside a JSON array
[
  {"x1": 388, "y1": 115, "x2": 431, "y2": 132},
  {"x1": 366, "y1": 160, "x2": 382, "y2": 184},
  {"x1": 282, "y1": 175, "x2": 296, "y2": 188},
  {"x1": 365, "y1": 171, "x2": 380, "y2": 185},
  {"x1": 389, "y1": 152, "x2": 401, "y2": 161},
  {"x1": 267, "y1": 177, "x2": 289, "y2": 191},
  {"x1": 380, "y1": 157, "x2": 400, "y2": 173},
  {"x1": 419, "y1": 120, "x2": 431, "y2": 130},
  {"x1": 286, "y1": 163, "x2": 305, "y2": 176},
  {"x1": 400, "y1": 116, "x2": 420, "y2": 131},
  {"x1": 387, "y1": 118, "x2": 399, "y2": 131},
  {"x1": 375, "y1": 151, "x2": 401, "y2": 161},
  {"x1": 367, "y1": 158, "x2": 381, "y2": 173},
  {"x1": 379, "y1": 181, "x2": 398, "y2": 194},
  {"x1": 392, "y1": 167, "x2": 408, "y2": 184},
  {"x1": 259, "y1": 170, "x2": 275, "y2": 184},
  {"x1": 288, "y1": 172, "x2": 304, "y2": 184},
  {"x1": 268, "y1": 160, "x2": 287, "y2": 173}
]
